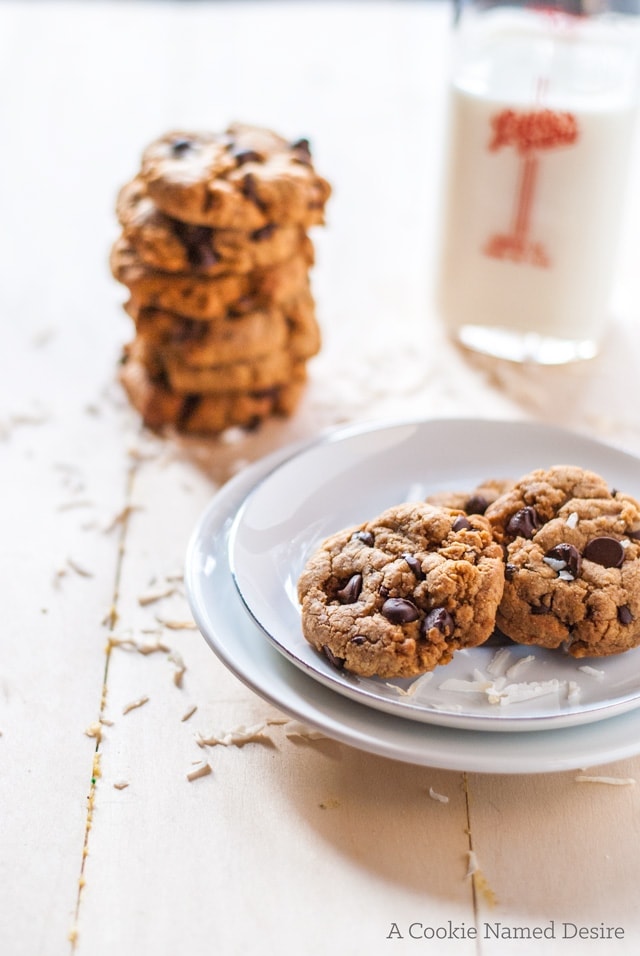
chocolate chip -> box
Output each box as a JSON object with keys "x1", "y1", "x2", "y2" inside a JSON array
[
  {"x1": 452, "y1": 515, "x2": 472, "y2": 532},
  {"x1": 251, "y1": 223, "x2": 276, "y2": 242},
  {"x1": 506, "y1": 506, "x2": 540, "y2": 539},
  {"x1": 350, "y1": 635, "x2": 367, "y2": 646},
  {"x1": 241, "y1": 172, "x2": 267, "y2": 209},
  {"x1": 172, "y1": 221, "x2": 217, "y2": 269},
  {"x1": 170, "y1": 137, "x2": 192, "y2": 155},
  {"x1": 177, "y1": 394, "x2": 201, "y2": 430},
  {"x1": 421, "y1": 607, "x2": 454, "y2": 638},
  {"x1": 531, "y1": 605, "x2": 551, "y2": 615},
  {"x1": 169, "y1": 318, "x2": 207, "y2": 345},
  {"x1": 336, "y1": 574, "x2": 362, "y2": 604},
  {"x1": 583, "y1": 536, "x2": 625, "y2": 569},
  {"x1": 322, "y1": 645, "x2": 345, "y2": 669},
  {"x1": 627, "y1": 528, "x2": 640, "y2": 541},
  {"x1": 545, "y1": 543, "x2": 582, "y2": 579},
  {"x1": 505, "y1": 563, "x2": 517, "y2": 581},
  {"x1": 228, "y1": 296, "x2": 257, "y2": 318},
  {"x1": 618, "y1": 605, "x2": 634, "y2": 625},
  {"x1": 402, "y1": 553, "x2": 424, "y2": 580},
  {"x1": 290, "y1": 138, "x2": 312, "y2": 164},
  {"x1": 381, "y1": 598, "x2": 420, "y2": 624},
  {"x1": 465, "y1": 494, "x2": 489, "y2": 515},
  {"x1": 351, "y1": 530, "x2": 374, "y2": 547},
  {"x1": 232, "y1": 147, "x2": 263, "y2": 166}
]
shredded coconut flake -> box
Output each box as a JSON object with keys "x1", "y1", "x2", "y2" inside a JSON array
[
  {"x1": 575, "y1": 775, "x2": 636, "y2": 786},
  {"x1": 505, "y1": 655, "x2": 535, "y2": 679},
  {"x1": 113, "y1": 780, "x2": 129, "y2": 790},
  {"x1": 181, "y1": 705, "x2": 198, "y2": 723},
  {"x1": 565, "y1": 512, "x2": 579, "y2": 529},
  {"x1": 195, "y1": 722, "x2": 269, "y2": 748},
  {"x1": 84, "y1": 722, "x2": 103, "y2": 741},
  {"x1": 466, "y1": 850, "x2": 479, "y2": 877},
  {"x1": 168, "y1": 650, "x2": 186, "y2": 687},
  {"x1": 284, "y1": 721, "x2": 326, "y2": 740},
  {"x1": 429, "y1": 787, "x2": 449, "y2": 804},
  {"x1": 122, "y1": 695, "x2": 149, "y2": 715},
  {"x1": 486, "y1": 648, "x2": 512, "y2": 678},
  {"x1": 186, "y1": 761, "x2": 212, "y2": 782},
  {"x1": 155, "y1": 616, "x2": 197, "y2": 631},
  {"x1": 137, "y1": 585, "x2": 176, "y2": 606},
  {"x1": 566, "y1": 681, "x2": 581, "y2": 705},
  {"x1": 578, "y1": 665, "x2": 605, "y2": 680},
  {"x1": 543, "y1": 556, "x2": 566, "y2": 572}
]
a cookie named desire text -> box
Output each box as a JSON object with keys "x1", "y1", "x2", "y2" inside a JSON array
[{"x1": 386, "y1": 920, "x2": 625, "y2": 942}]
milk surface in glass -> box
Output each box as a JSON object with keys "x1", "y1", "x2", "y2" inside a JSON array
[{"x1": 437, "y1": 7, "x2": 639, "y2": 363}]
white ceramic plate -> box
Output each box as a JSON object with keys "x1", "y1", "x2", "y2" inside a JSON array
[
  {"x1": 185, "y1": 423, "x2": 640, "y2": 773},
  {"x1": 229, "y1": 418, "x2": 640, "y2": 732}
]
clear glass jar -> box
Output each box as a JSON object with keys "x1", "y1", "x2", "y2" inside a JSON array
[{"x1": 436, "y1": 0, "x2": 640, "y2": 363}]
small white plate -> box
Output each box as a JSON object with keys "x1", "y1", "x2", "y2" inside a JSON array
[
  {"x1": 229, "y1": 418, "x2": 640, "y2": 732},
  {"x1": 185, "y1": 426, "x2": 640, "y2": 773}
]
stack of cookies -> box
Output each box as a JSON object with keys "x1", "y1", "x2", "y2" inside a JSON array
[{"x1": 110, "y1": 123, "x2": 331, "y2": 434}]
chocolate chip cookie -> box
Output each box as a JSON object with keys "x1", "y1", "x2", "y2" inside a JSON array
[
  {"x1": 297, "y1": 503, "x2": 505, "y2": 678},
  {"x1": 127, "y1": 288, "x2": 320, "y2": 367},
  {"x1": 118, "y1": 343, "x2": 306, "y2": 434},
  {"x1": 110, "y1": 236, "x2": 314, "y2": 320},
  {"x1": 484, "y1": 465, "x2": 640, "y2": 657},
  {"x1": 117, "y1": 177, "x2": 307, "y2": 275},
  {"x1": 140, "y1": 124, "x2": 331, "y2": 231}
]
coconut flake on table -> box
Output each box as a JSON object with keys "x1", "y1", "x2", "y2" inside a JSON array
[{"x1": 195, "y1": 722, "x2": 270, "y2": 748}]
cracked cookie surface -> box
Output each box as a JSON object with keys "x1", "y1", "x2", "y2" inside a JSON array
[
  {"x1": 485, "y1": 465, "x2": 640, "y2": 656},
  {"x1": 140, "y1": 124, "x2": 331, "y2": 230},
  {"x1": 297, "y1": 503, "x2": 505, "y2": 678}
]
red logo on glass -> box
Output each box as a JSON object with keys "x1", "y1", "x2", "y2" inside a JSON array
[{"x1": 483, "y1": 107, "x2": 579, "y2": 267}]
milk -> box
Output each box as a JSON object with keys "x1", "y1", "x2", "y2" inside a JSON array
[{"x1": 437, "y1": 9, "x2": 639, "y2": 363}]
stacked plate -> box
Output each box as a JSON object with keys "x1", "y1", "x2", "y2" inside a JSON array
[{"x1": 185, "y1": 418, "x2": 640, "y2": 774}]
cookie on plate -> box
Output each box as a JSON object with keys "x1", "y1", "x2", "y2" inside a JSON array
[
  {"x1": 297, "y1": 502, "x2": 505, "y2": 678},
  {"x1": 117, "y1": 177, "x2": 307, "y2": 275},
  {"x1": 140, "y1": 124, "x2": 331, "y2": 231},
  {"x1": 484, "y1": 465, "x2": 640, "y2": 657}
]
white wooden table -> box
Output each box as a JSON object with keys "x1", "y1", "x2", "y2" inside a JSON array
[{"x1": 3, "y1": 2, "x2": 640, "y2": 954}]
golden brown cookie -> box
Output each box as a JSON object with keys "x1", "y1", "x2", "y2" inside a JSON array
[
  {"x1": 126, "y1": 289, "x2": 320, "y2": 367},
  {"x1": 297, "y1": 503, "x2": 505, "y2": 678},
  {"x1": 138, "y1": 338, "x2": 308, "y2": 394},
  {"x1": 117, "y1": 177, "x2": 307, "y2": 275},
  {"x1": 118, "y1": 343, "x2": 306, "y2": 434},
  {"x1": 140, "y1": 124, "x2": 331, "y2": 230},
  {"x1": 485, "y1": 465, "x2": 640, "y2": 657},
  {"x1": 110, "y1": 236, "x2": 314, "y2": 320}
]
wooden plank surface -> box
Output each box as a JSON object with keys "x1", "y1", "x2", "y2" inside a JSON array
[{"x1": 2, "y1": 2, "x2": 640, "y2": 955}]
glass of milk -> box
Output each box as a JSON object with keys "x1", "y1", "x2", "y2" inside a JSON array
[{"x1": 436, "y1": 0, "x2": 640, "y2": 364}]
